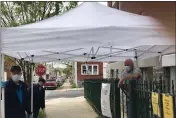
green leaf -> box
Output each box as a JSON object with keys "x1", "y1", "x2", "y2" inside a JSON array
[{"x1": 1, "y1": 1, "x2": 78, "y2": 27}]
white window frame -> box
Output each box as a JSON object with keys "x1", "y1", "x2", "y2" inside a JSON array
[{"x1": 81, "y1": 64, "x2": 99, "y2": 75}]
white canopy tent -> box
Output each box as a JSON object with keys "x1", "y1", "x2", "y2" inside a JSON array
[
  {"x1": 0, "y1": 2, "x2": 175, "y2": 118},
  {"x1": 1, "y1": 2, "x2": 175, "y2": 63}
]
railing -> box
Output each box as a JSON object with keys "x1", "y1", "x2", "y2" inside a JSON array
[
  {"x1": 84, "y1": 78, "x2": 176, "y2": 118},
  {"x1": 121, "y1": 79, "x2": 176, "y2": 118},
  {"x1": 84, "y1": 78, "x2": 121, "y2": 118}
]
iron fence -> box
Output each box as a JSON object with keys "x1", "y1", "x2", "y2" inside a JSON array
[
  {"x1": 84, "y1": 78, "x2": 176, "y2": 118},
  {"x1": 84, "y1": 78, "x2": 121, "y2": 118},
  {"x1": 121, "y1": 78, "x2": 176, "y2": 118}
]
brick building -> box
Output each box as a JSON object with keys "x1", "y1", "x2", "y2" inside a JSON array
[
  {"x1": 73, "y1": 62, "x2": 104, "y2": 87},
  {"x1": 107, "y1": 2, "x2": 175, "y2": 37}
]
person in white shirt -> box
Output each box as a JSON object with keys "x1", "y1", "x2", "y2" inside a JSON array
[{"x1": 118, "y1": 59, "x2": 142, "y2": 88}]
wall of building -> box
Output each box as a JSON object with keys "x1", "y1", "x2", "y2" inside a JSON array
[
  {"x1": 106, "y1": 61, "x2": 124, "y2": 78},
  {"x1": 170, "y1": 67, "x2": 176, "y2": 91},
  {"x1": 162, "y1": 54, "x2": 176, "y2": 67},
  {"x1": 115, "y1": 2, "x2": 175, "y2": 27},
  {"x1": 111, "y1": 1, "x2": 175, "y2": 40},
  {"x1": 103, "y1": 63, "x2": 108, "y2": 78},
  {"x1": 138, "y1": 56, "x2": 160, "y2": 67},
  {"x1": 140, "y1": 67, "x2": 153, "y2": 81},
  {"x1": 106, "y1": 56, "x2": 160, "y2": 78},
  {"x1": 77, "y1": 62, "x2": 103, "y2": 81}
]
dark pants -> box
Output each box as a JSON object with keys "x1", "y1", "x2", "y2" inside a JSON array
[
  {"x1": 127, "y1": 100, "x2": 132, "y2": 118},
  {"x1": 33, "y1": 109, "x2": 39, "y2": 118}
]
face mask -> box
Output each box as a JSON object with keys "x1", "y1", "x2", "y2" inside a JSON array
[
  {"x1": 125, "y1": 66, "x2": 132, "y2": 72},
  {"x1": 12, "y1": 74, "x2": 21, "y2": 82}
]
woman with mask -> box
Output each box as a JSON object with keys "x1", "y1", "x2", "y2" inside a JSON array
[{"x1": 5, "y1": 65, "x2": 32, "y2": 118}]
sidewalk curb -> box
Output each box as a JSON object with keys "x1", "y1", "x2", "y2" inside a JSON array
[{"x1": 56, "y1": 88, "x2": 84, "y2": 92}]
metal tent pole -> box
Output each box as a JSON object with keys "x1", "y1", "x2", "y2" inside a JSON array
[
  {"x1": 31, "y1": 55, "x2": 34, "y2": 118},
  {"x1": 1, "y1": 54, "x2": 5, "y2": 118},
  {"x1": 134, "y1": 49, "x2": 138, "y2": 67},
  {"x1": 0, "y1": 14, "x2": 2, "y2": 117},
  {"x1": 0, "y1": 53, "x2": 2, "y2": 118}
]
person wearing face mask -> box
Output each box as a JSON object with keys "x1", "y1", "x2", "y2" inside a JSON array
[
  {"x1": 4, "y1": 65, "x2": 32, "y2": 118},
  {"x1": 118, "y1": 59, "x2": 142, "y2": 88},
  {"x1": 117, "y1": 59, "x2": 142, "y2": 118},
  {"x1": 28, "y1": 77, "x2": 46, "y2": 118}
]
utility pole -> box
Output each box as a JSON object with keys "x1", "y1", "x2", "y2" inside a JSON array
[{"x1": 52, "y1": 62, "x2": 54, "y2": 77}]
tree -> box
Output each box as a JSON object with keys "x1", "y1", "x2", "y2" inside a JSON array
[
  {"x1": 1, "y1": 1, "x2": 78, "y2": 27},
  {"x1": 63, "y1": 66, "x2": 72, "y2": 78},
  {"x1": 54, "y1": 68, "x2": 62, "y2": 78},
  {"x1": 1, "y1": 1, "x2": 78, "y2": 83}
]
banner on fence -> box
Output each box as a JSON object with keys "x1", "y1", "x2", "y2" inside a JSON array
[
  {"x1": 101, "y1": 83, "x2": 112, "y2": 118},
  {"x1": 151, "y1": 92, "x2": 160, "y2": 117},
  {"x1": 162, "y1": 94, "x2": 174, "y2": 118}
]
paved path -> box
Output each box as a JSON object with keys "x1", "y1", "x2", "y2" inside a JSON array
[
  {"x1": 62, "y1": 79, "x2": 72, "y2": 89},
  {"x1": 45, "y1": 89, "x2": 84, "y2": 100},
  {"x1": 45, "y1": 79, "x2": 84, "y2": 100},
  {"x1": 45, "y1": 96, "x2": 97, "y2": 118},
  {"x1": 45, "y1": 80, "x2": 97, "y2": 118}
]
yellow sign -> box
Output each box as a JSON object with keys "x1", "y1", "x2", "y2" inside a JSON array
[
  {"x1": 162, "y1": 94, "x2": 174, "y2": 118},
  {"x1": 152, "y1": 92, "x2": 160, "y2": 117}
]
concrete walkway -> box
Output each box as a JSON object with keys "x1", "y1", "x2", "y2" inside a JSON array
[
  {"x1": 45, "y1": 96, "x2": 98, "y2": 118},
  {"x1": 45, "y1": 80, "x2": 97, "y2": 118},
  {"x1": 62, "y1": 79, "x2": 72, "y2": 89}
]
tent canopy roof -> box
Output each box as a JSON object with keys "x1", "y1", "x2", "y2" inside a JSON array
[
  {"x1": 1, "y1": 2, "x2": 175, "y2": 63},
  {"x1": 10, "y1": 2, "x2": 162, "y2": 28}
]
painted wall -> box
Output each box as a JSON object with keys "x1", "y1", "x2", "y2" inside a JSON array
[
  {"x1": 162, "y1": 54, "x2": 176, "y2": 67},
  {"x1": 138, "y1": 56, "x2": 160, "y2": 67},
  {"x1": 106, "y1": 61, "x2": 124, "y2": 78}
]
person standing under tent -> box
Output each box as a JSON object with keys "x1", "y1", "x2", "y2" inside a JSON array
[
  {"x1": 28, "y1": 77, "x2": 46, "y2": 118},
  {"x1": 4, "y1": 65, "x2": 32, "y2": 118},
  {"x1": 118, "y1": 59, "x2": 142, "y2": 117},
  {"x1": 118, "y1": 59, "x2": 142, "y2": 87}
]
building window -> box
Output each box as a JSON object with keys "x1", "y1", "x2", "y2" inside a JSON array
[
  {"x1": 81, "y1": 64, "x2": 99, "y2": 75},
  {"x1": 93, "y1": 65, "x2": 98, "y2": 75},
  {"x1": 82, "y1": 65, "x2": 87, "y2": 74},
  {"x1": 88, "y1": 65, "x2": 92, "y2": 74}
]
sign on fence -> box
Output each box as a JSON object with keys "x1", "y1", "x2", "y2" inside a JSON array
[
  {"x1": 162, "y1": 94, "x2": 174, "y2": 118},
  {"x1": 151, "y1": 92, "x2": 160, "y2": 117},
  {"x1": 101, "y1": 83, "x2": 112, "y2": 118}
]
